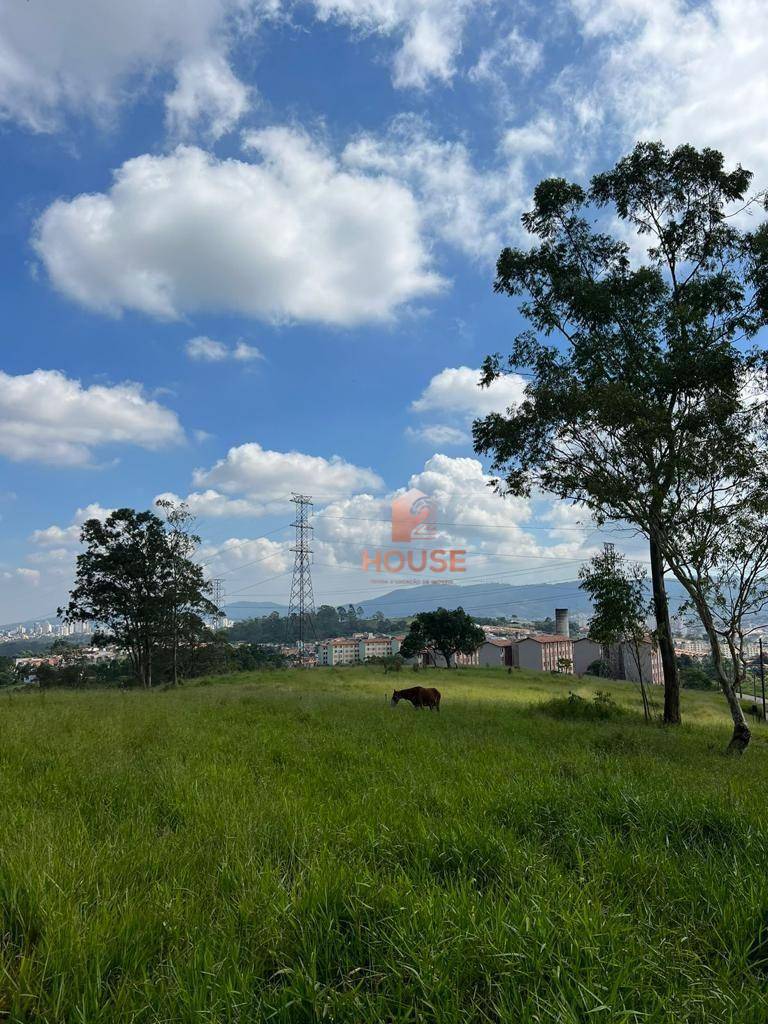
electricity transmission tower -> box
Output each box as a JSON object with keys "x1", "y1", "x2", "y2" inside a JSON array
[
  {"x1": 287, "y1": 493, "x2": 316, "y2": 665},
  {"x1": 210, "y1": 578, "x2": 225, "y2": 631}
]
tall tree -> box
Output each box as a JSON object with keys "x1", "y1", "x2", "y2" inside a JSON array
[
  {"x1": 155, "y1": 499, "x2": 216, "y2": 687},
  {"x1": 473, "y1": 141, "x2": 768, "y2": 739},
  {"x1": 579, "y1": 545, "x2": 654, "y2": 722},
  {"x1": 60, "y1": 507, "x2": 216, "y2": 687},
  {"x1": 400, "y1": 607, "x2": 485, "y2": 669}
]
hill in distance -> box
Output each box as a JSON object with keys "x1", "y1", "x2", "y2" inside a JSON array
[
  {"x1": 225, "y1": 580, "x2": 690, "y2": 623},
  {"x1": 354, "y1": 581, "x2": 596, "y2": 620},
  {"x1": 224, "y1": 601, "x2": 289, "y2": 620},
  {"x1": 351, "y1": 579, "x2": 688, "y2": 621},
  {"x1": 224, "y1": 584, "x2": 592, "y2": 622}
]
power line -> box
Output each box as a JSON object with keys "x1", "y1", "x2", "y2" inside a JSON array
[
  {"x1": 209, "y1": 545, "x2": 291, "y2": 579},
  {"x1": 223, "y1": 569, "x2": 294, "y2": 597},
  {"x1": 223, "y1": 547, "x2": 651, "y2": 604},
  {"x1": 310, "y1": 556, "x2": 588, "y2": 583},
  {"x1": 313, "y1": 512, "x2": 636, "y2": 535},
  {"x1": 312, "y1": 543, "x2": 616, "y2": 563},
  {"x1": 197, "y1": 522, "x2": 292, "y2": 572},
  {"x1": 224, "y1": 558, "x2": 593, "y2": 606}
]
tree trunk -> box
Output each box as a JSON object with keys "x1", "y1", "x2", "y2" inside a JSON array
[
  {"x1": 700, "y1": 607, "x2": 750, "y2": 753},
  {"x1": 632, "y1": 641, "x2": 651, "y2": 723},
  {"x1": 146, "y1": 639, "x2": 153, "y2": 689},
  {"x1": 171, "y1": 610, "x2": 178, "y2": 688},
  {"x1": 726, "y1": 636, "x2": 745, "y2": 699},
  {"x1": 649, "y1": 533, "x2": 680, "y2": 725}
]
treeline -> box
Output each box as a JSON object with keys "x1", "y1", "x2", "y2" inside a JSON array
[
  {"x1": 531, "y1": 617, "x2": 581, "y2": 637},
  {"x1": 226, "y1": 604, "x2": 411, "y2": 644},
  {"x1": 226, "y1": 605, "x2": 513, "y2": 645},
  {"x1": 7, "y1": 638, "x2": 286, "y2": 689},
  {"x1": 677, "y1": 653, "x2": 767, "y2": 693}
]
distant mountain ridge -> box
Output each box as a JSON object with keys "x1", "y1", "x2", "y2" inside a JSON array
[
  {"x1": 224, "y1": 579, "x2": 689, "y2": 622},
  {"x1": 224, "y1": 601, "x2": 289, "y2": 619},
  {"x1": 355, "y1": 581, "x2": 597, "y2": 620},
  {"x1": 6, "y1": 580, "x2": 689, "y2": 632}
]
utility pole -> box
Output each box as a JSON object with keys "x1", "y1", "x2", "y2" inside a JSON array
[{"x1": 287, "y1": 493, "x2": 316, "y2": 666}]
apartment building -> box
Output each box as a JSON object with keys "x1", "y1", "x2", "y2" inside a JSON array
[
  {"x1": 572, "y1": 637, "x2": 603, "y2": 676},
  {"x1": 477, "y1": 638, "x2": 514, "y2": 667},
  {"x1": 609, "y1": 639, "x2": 664, "y2": 686},
  {"x1": 516, "y1": 634, "x2": 574, "y2": 674},
  {"x1": 315, "y1": 634, "x2": 401, "y2": 666},
  {"x1": 673, "y1": 638, "x2": 711, "y2": 658},
  {"x1": 572, "y1": 636, "x2": 664, "y2": 684}
]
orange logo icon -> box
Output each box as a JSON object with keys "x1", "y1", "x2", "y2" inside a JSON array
[{"x1": 391, "y1": 488, "x2": 438, "y2": 542}]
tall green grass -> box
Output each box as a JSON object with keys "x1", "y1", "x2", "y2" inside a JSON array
[{"x1": 2, "y1": 668, "x2": 768, "y2": 1022}]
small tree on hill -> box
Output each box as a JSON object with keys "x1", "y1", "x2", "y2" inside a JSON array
[
  {"x1": 579, "y1": 545, "x2": 653, "y2": 722},
  {"x1": 399, "y1": 607, "x2": 485, "y2": 669},
  {"x1": 60, "y1": 507, "x2": 217, "y2": 687},
  {"x1": 662, "y1": 488, "x2": 768, "y2": 733}
]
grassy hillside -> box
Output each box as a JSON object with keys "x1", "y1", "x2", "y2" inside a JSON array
[{"x1": 2, "y1": 667, "x2": 768, "y2": 1022}]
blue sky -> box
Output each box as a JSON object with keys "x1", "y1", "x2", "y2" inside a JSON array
[{"x1": 1, "y1": 0, "x2": 765, "y2": 622}]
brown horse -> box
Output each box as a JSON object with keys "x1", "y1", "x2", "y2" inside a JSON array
[{"x1": 390, "y1": 686, "x2": 441, "y2": 711}]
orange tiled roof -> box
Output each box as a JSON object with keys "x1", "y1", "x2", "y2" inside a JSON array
[{"x1": 522, "y1": 634, "x2": 573, "y2": 644}]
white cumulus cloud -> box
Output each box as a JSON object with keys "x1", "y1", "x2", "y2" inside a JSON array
[
  {"x1": 198, "y1": 535, "x2": 290, "y2": 575},
  {"x1": 165, "y1": 50, "x2": 251, "y2": 140},
  {"x1": 186, "y1": 336, "x2": 264, "y2": 362},
  {"x1": 0, "y1": 0, "x2": 486, "y2": 133},
  {"x1": 310, "y1": 0, "x2": 481, "y2": 89},
  {"x1": 186, "y1": 336, "x2": 230, "y2": 361},
  {"x1": 411, "y1": 366, "x2": 527, "y2": 418},
  {"x1": 34, "y1": 132, "x2": 444, "y2": 326},
  {"x1": 408, "y1": 367, "x2": 528, "y2": 454},
  {"x1": 30, "y1": 503, "x2": 114, "y2": 548},
  {"x1": 311, "y1": 454, "x2": 599, "y2": 577},
  {"x1": 343, "y1": 116, "x2": 525, "y2": 261},
  {"x1": 233, "y1": 342, "x2": 263, "y2": 361},
  {"x1": 194, "y1": 441, "x2": 384, "y2": 499},
  {"x1": 153, "y1": 489, "x2": 266, "y2": 518},
  {"x1": 469, "y1": 28, "x2": 543, "y2": 85},
  {"x1": 570, "y1": 0, "x2": 768, "y2": 184},
  {"x1": 1, "y1": 567, "x2": 40, "y2": 586},
  {"x1": 0, "y1": 370, "x2": 184, "y2": 467},
  {"x1": 404, "y1": 424, "x2": 468, "y2": 446},
  {"x1": 0, "y1": 0, "x2": 267, "y2": 131}
]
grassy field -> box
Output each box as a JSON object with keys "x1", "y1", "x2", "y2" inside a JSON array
[{"x1": 2, "y1": 667, "x2": 768, "y2": 1023}]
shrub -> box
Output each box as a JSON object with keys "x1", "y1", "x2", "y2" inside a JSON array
[
  {"x1": 539, "y1": 690, "x2": 624, "y2": 722},
  {"x1": 680, "y1": 666, "x2": 718, "y2": 691},
  {"x1": 585, "y1": 658, "x2": 608, "y2": 678}
]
